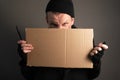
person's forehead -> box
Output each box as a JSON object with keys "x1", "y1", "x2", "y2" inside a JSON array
[
  {"x1": 47, "y1": 13, "x2": 71, "y2": 23},
  {"x1": 47, "y1": 12, "x2": 71, "y2": 20}
]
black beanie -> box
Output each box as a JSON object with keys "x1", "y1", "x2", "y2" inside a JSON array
[{"x1": 46, "y1": 0, "x2": 75, "y2": 18}]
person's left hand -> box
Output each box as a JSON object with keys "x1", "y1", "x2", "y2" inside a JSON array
[{"x1": 90, "y1": 42, "x2": 108, "y2": 56}]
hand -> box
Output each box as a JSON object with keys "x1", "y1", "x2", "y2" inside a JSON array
[
  {"x1": 90, "y1": 42, "x2": 108, "y2": 56},
  {"x1": 17, "y1": 40, "x2": 34, "y2": 53}
]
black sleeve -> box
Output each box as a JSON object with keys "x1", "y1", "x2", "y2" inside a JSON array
[
  {"x1": 88, "y1": 54, "x2": 102, "y2": 79},
  {"x1": 87, "y1": 40, "x2": 105, "y2": 79},
  {"x1": 17, "y1": 44, "x2": 36, "y2": 80},
  {"x1": 17, "y1": 44, "x2": 27, "y2": 66}
]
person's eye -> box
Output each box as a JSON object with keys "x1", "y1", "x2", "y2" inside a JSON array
[
  {"x1": 63, "y1": 23, "x2": 68, "y2": 26},
  {"x1": 49, "y1": 23, "x2": 58, "y2": 28}
]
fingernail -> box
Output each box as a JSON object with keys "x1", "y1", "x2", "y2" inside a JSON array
[
  {"x1": 95, "y1": 50, "x2": 98, "y2": 54},
  {"x1": 90, "y1": 53, "x2": 94, "y2": 56},
  {"x1": 98, "y1": 47, "x2": 102, "y2": 51}
]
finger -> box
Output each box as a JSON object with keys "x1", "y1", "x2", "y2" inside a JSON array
[
  {"x1": 101, "y1": 44, "x2": 108, "y2": 50},
  {"x1": 98, "y1": 43, "x2": 108, "y2": 50},
  {"x1": 21, "y1": 44, "x2": 33, "y2": 48},
  {"x1": 90, "y1": 49, "x2": 98, "y2": 56},
  {"x1": 94, "y1": 47, "x2": 102, "y2": 51},
  {"x1": 90, "y1": 53, "x2": 94, "y2": 56},
  {"x1": 23, "y1": 50, "x2": 32, "y2": 53},
  {"x1": 22, "y1": 46, "x2": 34, "y2": 50},
  {"x1": 17, "y1": 40, "x2": 26, "y2": 44},
  {"x1": 92, "y1": 49, "x2": 98, "y2": 54}
]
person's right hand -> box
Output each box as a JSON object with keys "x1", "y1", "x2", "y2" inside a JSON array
[{"x1": 17, "y1": 40, "x2": 34, "y2": 53}]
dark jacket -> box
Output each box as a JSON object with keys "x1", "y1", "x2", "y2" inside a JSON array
[{"x1": 17, "y1": 26, "x2": 104, "y2": 80}]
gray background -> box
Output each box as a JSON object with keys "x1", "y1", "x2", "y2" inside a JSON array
[{"x1": 0, "y1": 0, "x2": 120, "y2": 80}]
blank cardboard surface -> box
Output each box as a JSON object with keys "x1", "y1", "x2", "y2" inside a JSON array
[
  {"x1": 66, "y1": 29, "x2": 93, "y2": 68},
  {"x1": 26, "y1": 28, "x2": 94, "y2": 68}
]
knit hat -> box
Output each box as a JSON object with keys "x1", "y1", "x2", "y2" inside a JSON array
[{"x1": 46, "y1": 0, "x2": 75, "y2": 18}]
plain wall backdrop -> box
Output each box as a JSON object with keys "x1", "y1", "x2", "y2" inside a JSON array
[{"x1": 0, "y1": 0, "x2": 120, "y2": 80}]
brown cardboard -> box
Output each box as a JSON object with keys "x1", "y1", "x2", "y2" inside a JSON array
[{"x1": 26, "y1": 28, "x2": 94, "y2": 68}]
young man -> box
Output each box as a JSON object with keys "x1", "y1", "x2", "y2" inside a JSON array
[{"x1": 17, "y1": 0, "x2": 108, "y2": 80}]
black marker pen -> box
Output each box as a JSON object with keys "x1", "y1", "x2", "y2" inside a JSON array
[{"x1": 16, "y1": 25, "x2": 23, "y2": 40}]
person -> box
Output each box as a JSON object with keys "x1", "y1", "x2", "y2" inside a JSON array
[{"x1": 17, "y1": 0, "x2": 108, "y2": 80}]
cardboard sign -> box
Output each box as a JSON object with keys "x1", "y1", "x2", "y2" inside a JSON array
[{"x1": 26, "y1": 28, "x2": 94, "y2": 68}]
